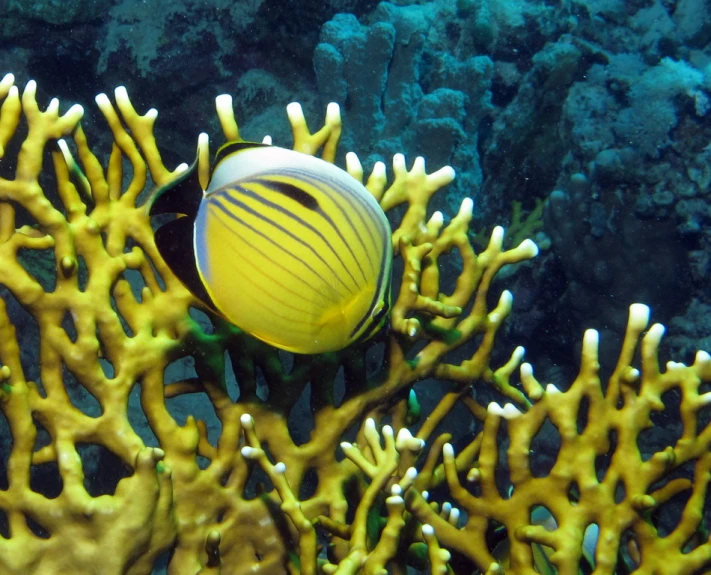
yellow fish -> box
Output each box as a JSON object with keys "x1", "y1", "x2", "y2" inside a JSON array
[{"x1": 147, "y1": 140, "x2": 392, "y2": 354}]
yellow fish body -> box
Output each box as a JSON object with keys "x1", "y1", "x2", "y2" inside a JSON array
[{"x1": 148, "y1": 141, "x2": 392, "y2": 354}]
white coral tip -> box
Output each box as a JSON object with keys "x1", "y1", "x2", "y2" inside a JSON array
[
  {"x1": 466, "y1": 468, "x2": 480, "y2": 482},
  {"x1": 95, "y1": 93, "x2": 110, "y2": 107},
  {"x1": 545, "y1": 383, "x2": 561, "y2": 395},
  {"x1": 521, "y1": 362, "x2": 533, "y2": 378},
  {"x1": 396, "y1": 428, "x2": 412, "y2": 442},
  {"x1": 487, "y1": 401, "x2": 522, "y2": 419},
  {"x1": 215, "y1": 94, "x2": 233, "y2": 109},
  {"x1": 429, "y1": 211, "x2": 444, "y2": 226},
  {"x1": 460, "y1": 197, "x2": 473, "y2": 216},
  {"x1": 68, "y1": 103, "x2": 84, "y2": 118},
  {"x1": 500, "y1": 290, "x2": 513, "y2": 307},
  {"x1": 438, "y1": 165, "x2": 456, "y2": 183},
  {"x1": 326, "y1": 102, "x2": 341, "y2": 123},
  {"x1": 647, "y1": 323, "x2": 666, "y2": 343},
  {"x1": 583, "y1": 329, "x2": 599, "y2": 349},
  {"x1": 501, "y1": 403, "x2": 522, "y2": 419},
  {"x1": 241, "y1": 446, "x2": 258, "y2": 459},
  {"x1": 114, "y1": 85, "x2": 128, "y2": 102},
  {"x1": 274, "y1": 462, "x2": 286, "y2": 474},
  {"x1": 488, "y1": 402, "x2": 503, "y2": 415},
  {"x1": 286, "y1": 102, "x2": 304, "y2": 121},
  {"x1": 372, "y1": 160, "x2": 386, "y2": 178},
  {"x1": 629, "y1": 303, "x2": 650, "y2": 329},
  {"x1": 491, "y1": 225, "x2": 504, "y2": 247},
  {"x1": 346, "y1": 151, "x2": 362, "y2": 171},
  {"x1": 422, "y1": 524, "x2": 434, "y2": 536},
  {"x1": 518, "y1": 238, "x2": 539, "y2": 257},
  {"x1": 386, "y1": 494, "x2": 405, "y2": 506},
  {"x1": 393, "y1": 153, "x2": 406, "y2": 171},
  {"x1": 240, "y1": 413, "x2": 254, "y2": 428}
]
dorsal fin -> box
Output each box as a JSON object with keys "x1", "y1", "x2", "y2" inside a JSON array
[
  {"x1": 213, "y1": 140, "x2": 270, "y2": 171},
  {"x1": 145, "y1": 150, "x2": 219, "y2": 314},
  {"x1": 145, "y1": 156, "x2": 202, "y2": 218}
]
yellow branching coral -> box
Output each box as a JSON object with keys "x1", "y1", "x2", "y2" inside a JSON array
[
  {"x1": 413, "y1": 304, "x2": 711, "y2": 575},
  {"x1": 0, "y1": 72, "x2": 709, "y2": 575}
]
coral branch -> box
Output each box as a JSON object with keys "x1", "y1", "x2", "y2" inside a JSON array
[{"x1": 0, "y1": 75, "x2": 707, "y2": 575}]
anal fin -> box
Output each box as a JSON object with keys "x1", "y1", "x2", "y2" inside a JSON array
[{"x1": 154, "y1": 216, "x2": 219, "y2": 314}]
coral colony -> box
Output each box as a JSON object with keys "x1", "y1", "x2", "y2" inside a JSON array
[{"x1": 0, "y1": 73, "x2": 709, "y2": 574}]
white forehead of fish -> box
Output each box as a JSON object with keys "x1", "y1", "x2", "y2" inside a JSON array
[{"x1": 206, "y1": 146, "x2": 354, "y2": 198}]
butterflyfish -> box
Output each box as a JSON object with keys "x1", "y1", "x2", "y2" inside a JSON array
[{"x1": 147, "y1": 139, "x2": 392, "y2": 354}]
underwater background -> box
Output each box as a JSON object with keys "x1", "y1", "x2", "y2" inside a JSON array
[
  {"x1": 3, "y1": 0, "x2": 709, "y2": 367},
  {"x1": 0, "y1": 0, "x2": 710, "y2": 574}
]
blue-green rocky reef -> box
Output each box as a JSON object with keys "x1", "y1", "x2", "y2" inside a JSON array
[{"x1": 0, "y1": 1, "x2": 710, "y2": 573}]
